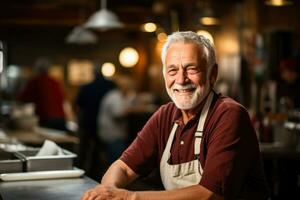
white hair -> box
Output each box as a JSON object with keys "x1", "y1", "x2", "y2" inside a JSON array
[{"x1": 161, "y1": 31, "x2": 216, "y2": 78}]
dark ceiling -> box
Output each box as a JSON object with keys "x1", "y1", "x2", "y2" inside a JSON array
[{"x1": 0, "y1": 0, "x2": 240, "y2": 31}]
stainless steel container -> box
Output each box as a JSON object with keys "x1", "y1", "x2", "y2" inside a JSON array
[
  {"x1": 0, "y1": 150, "x2": 24, "y2": 173},
  {"x1": 16, "y1": 149, "x2": 76, "y2": 172}
]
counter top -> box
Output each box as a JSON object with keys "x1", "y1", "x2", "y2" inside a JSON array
[
  {"x1": 0, "y1": 176, "x2": 98, "y2": 200},
  {"x1": 2, "y1": 127, "x2": 79, "y2": 148},
  {"x1": 260, "y1": 141, "x2": 300, "y2": 159}
]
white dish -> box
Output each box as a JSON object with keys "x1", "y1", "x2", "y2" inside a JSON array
[{"x1": 0, "y1": 168, "x2": 84, "y2": 182}]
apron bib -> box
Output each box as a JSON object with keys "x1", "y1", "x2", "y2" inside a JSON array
[{"x1": 160, "y1": 92, "x2": 214, "y2": 190}]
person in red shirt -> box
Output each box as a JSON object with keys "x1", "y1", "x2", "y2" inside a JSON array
[
  {"x1": 81, "y1": 31, "x2": 269, "y2": 200},
  {"x1": 18, "y1": 57, "x2": 66, "y2": 130}
]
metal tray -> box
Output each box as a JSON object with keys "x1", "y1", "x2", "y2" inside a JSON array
[
  {"x1": 0, "y1": 150, "x2": 24, "y2": 174},
  {"x1": 16, "y1": 149, "x2": 77, "y2": 172}
]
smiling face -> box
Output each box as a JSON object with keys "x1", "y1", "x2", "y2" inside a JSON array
[{"x1": 164, "y1": 42, "x2": 212, "y2": 111}]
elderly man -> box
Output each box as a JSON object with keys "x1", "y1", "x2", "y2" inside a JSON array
[{"x1": 81, "y1": 31, "x2": 269, "y2": 200}]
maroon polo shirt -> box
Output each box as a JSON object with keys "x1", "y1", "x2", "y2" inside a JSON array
[{"x1": 120, "y1": 91, "x2": 269, "y2": 199}]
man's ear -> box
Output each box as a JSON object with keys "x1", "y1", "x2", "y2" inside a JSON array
[{"x1": 210, "y1": 63, "x2": 218, "y2": 86}]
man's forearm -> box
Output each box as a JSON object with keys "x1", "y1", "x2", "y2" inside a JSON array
[
  {"x1": 101, "y1": 159, "x2": 139, "y2": 188},
  {"x1": 132, "y1": 185, "x2": 223, "y2": 200},
  {"x1": 82, "y1": 161, "x2": 222, "y2": 200},
  {"x1": 97, "y1": 160, "x2": 223, "y2": 200}
]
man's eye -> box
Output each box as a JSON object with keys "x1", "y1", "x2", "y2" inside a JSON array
[
  {"x1": 167, "y1": 68, "x2": 177, "y2": 75},
  {"x1": 186, "y1": 67, "x2": 199, "y2": 74}
]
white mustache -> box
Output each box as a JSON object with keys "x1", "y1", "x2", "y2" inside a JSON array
[{"x1": 172, "y1": 83, "x2": 196, "y2": 90}]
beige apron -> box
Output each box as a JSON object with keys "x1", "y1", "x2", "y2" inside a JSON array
[{"x1": 160, "y1": 92, "x2": 214, "y2": 190}]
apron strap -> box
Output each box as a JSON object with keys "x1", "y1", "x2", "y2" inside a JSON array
[
  {"x1": 194, "y1": 131, "x2": 203, "y2": 156},
  {"x1": 164, "y1": 123, "x2": 179, "y2": 161},
  {"x1": 194, "y1": 92, "x2": 214, "y2": 156}
]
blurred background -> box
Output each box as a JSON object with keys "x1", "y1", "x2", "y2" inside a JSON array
[{"x1": 0, "y1": 0, "x2": 300, "y2": 199}]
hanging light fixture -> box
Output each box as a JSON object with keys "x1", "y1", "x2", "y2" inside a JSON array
[
  {"x1": 85, "y1": 0, "x2": 124, "y2": 31},
  {"x1": 200, "y1": 8, "x2": 219, "y2": 25},
  {"x1": 65, "y1": 6, "x2": 98, "y2": 44},
  {"x1": 199, "y1": 0, "x2": 219, "y2": 26},
  {"x1": 65, "y1": 26, "x2": 98, "y2": 44},
  {"x1": 265, "y1": 0, "x2": 293, "y2": 6}
]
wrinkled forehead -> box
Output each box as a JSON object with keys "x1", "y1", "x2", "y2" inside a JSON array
[{"x1": 166, "y1": 42, "x2": 207, "y2": 64}]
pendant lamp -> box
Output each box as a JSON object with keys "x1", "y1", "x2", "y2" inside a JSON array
[
  {"x1": 265, "y1": 0, "x2": 293, "y2": 6},
  {"x1": 199, "y1": 7, "x2": 219, "y2": 25},
  {"x1": 85, "y1": 0, "x2": 124, "y2": 31},
  {"x1": 66, "y1": 26, "x2": 98, "y2": 44}
]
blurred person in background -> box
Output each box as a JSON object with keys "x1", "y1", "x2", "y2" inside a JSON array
[
  {"x1": 98, "y1": 75, "x2": 136, "y2": 166},
  {"x1": 18, "y1": 57, "x2": 67, "y2": 130},
  {"x1": 277, "y1": 58, "x2": 300, "y2": 110},
  {"x1": 75, "y1": 67, "x2": 115, "y2": 180},
  {"x1": 82, "y1": 31, "x2": 269, "y2": 200}
]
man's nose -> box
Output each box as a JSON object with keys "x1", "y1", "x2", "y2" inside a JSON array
[{"x1": 176, "y1": 68, "x2": 188, "y2": 84}]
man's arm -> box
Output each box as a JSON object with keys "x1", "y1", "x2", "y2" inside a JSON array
[
  {"x1": 101, "y1": 159, "x2": 139, "y2": 187},
  {"x1": 81, "y1": 160, "x2": 223, "y2": 200},
  {"x1": 81, "y1": 159, "x2": 138, "y2": 200},
  {"x1": 82, "y1": 181, "x2": 223, "y2": 200}
]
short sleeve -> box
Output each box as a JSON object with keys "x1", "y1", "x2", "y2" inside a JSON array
[
  {"x1": 120, "y1": 109, "x2": 161, "y2": 176},
  {"x1": 200, "y1": 104, "x2": 260, "y2": 197}
]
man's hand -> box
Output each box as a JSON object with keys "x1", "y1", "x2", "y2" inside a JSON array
[{"x1": 81, "y1": 185, "x2": 135, "y2": 200}]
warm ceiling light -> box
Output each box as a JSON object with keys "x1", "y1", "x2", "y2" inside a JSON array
[
  {"x1": 200, "y1": 17, "x2": 220, "y2": 25},
  {"x1": 217, "y1": 34, "x2": 239, "y2": 55},
  {"x1": 197, "y1": 30, "x2": 214, "y2": 44},
  {"x1": 85, "y1": 0, "x2": 123, "y2": 31},
  {"x1": 199, "y1": 6, "x2": 220, "y2": 26},
  {"x1": 119, "y1": 47, "x2": 139, "y2": 68},
  {"x1": 101, "y1": 62, "x2": 116, "y2": 77},
  {"x1": 68, "y1": 60, "x2": 94, "y2": 85},
  {"x1": 157, "y1": 32, "x2": 167, "y2": 42},
  {"x1": 265, "y1": 0, "x2": 293, "y2": 6},
  {"x1": 141, "y1": 23, "x2": 157, "y2": 32}
]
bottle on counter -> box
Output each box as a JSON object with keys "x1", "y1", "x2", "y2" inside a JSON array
[
  {"x1": 260, "y1": 116, "x2": 274, "y2": 143},
  {"x1": 255, "y1": 92, "x2": 275, "y2": 143}
]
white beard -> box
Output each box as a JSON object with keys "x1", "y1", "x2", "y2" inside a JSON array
[{"x1": 166, "y1": 82, "x2": 209, "y2": 110}]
